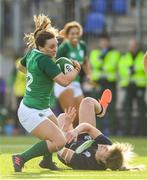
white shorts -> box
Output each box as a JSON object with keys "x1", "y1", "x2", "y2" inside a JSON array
[
  {"x1": 54, "y1": 81, "x2": 83, "y2": 98},
  {"x1": 18, "y1": 101, "x2": 54, "y2": 133}
]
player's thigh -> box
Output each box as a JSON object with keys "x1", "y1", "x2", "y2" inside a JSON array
[
  {"x1": 48, "y1": 113, "x2": 59, "y2": 126},
  {"x1": 31, "y1": 119, "x2": 66, "y2": 146},
  {"x1": 78, "y1": 97, "x2": 99, "y2": 126},
  {"x1": 58, "y1": 89, "x2": 75, "y2": 110},
  {"x1": 74, "y1": 95, "x2": 84, "y2": 125}
]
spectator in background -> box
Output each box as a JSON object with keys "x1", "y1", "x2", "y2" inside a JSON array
[
  {"x1": 0, "y1": 77, "x2": 6, "y2": 107},
  {"x1": 10, "y1": 54, "x2": 26, "y2": 134},
  {"x1": 90, "y1": 33, "x2": 120, "y2": 135},
  {"x1": 13, "y1": 57, "x2": 26, "y2": 108},
  {"x1": 130, "y1": 0, "x2": 144, "y2": 8},
  {"x1": 0, "y1": 76, "x2": 7, "y2": 134},
  {"x1": 3, "y1": 117, "x2": 15, "y2": 136},
  {"x1": 118, "y1": 38, "x2": 146, "y2": 136}
]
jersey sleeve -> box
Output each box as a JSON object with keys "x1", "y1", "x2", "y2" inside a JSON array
[
  {"x1": 94, "y1": 134, "x2": 112, "y2": 145},
  {"x1": 38, "y1": 56, "x2": 61, "y2": 79},
  {"x1": 56, "y1": 42, "x2": 68, "y2": 58},
  {"x1": 20, "y1": 50, "x2": 31, "y2": 67},
  {"x1": 20, "y1": 54, "x2": 27, "y2": 67}
]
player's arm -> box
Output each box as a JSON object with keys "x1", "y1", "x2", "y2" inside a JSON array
[
  {"x1": 81, "y1": 42, "x2": 91, "y2": 78},
  {"x1": 16, "y1": 51, "x2": 30, "y2": 74},
  {"x1": 66, "y1": 123, "x2": 102, "y2": 143},
  {"x1": 38, "y1": 57, "x2": 81, "y2": 87},
  {"x1": 144, "y1": 52, "x2": 147, "y2": 74},
  {"x1": 57, "y1": 107, "x2": 75, "y2": 132},
  {"x1": 54, "y1": 60, "x2": 81, "y2": 86},
  {"x1": 66, "y1": 123, "x2": 112, "y2": 145},
  {"x1": 58, "y1": 146, "x2": 96, "y2": 168},
  {"x1": 17, "y1": 60, "x2": 27, "y2": 74},
  {"x1": 58, "y1": 147, "x2": 75, "y2": 164},
  {"x1": 82, "y1": 56, "x2": 91, "y2": 78}
]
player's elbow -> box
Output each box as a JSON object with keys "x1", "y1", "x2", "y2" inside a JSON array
[{"x1": 16, "y1": 62, "x2": 21, "y2": 71}]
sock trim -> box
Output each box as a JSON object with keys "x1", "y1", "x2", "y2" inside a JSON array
[{"x1": 96, "y1": 100, "x2": 104, "y2": 116}]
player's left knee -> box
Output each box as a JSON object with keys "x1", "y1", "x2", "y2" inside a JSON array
[
  {"x1": 81, "y1": 97, "x2": 94, "y2": 106},
  {"x1": 57, "y1": 138, "x2": 66, "y2": 150}
]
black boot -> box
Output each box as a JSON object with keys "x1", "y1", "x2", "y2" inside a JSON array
[{"x1": 39, "y1": 154, "x2": 59, "y2": 170}]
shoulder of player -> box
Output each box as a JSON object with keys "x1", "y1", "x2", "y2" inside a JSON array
[
  {"x1": 37, "y1": 54, "x2": 55, "y2": 70},
  {"x1": 39, "y1": 55, "x2": 54, "y2": 64},
  {"x1": 32, "y1": 49, "x2": 52, "y2": 61},
  {"x1": 21, "y1": 49, "x2": 32, "y2": 60}
]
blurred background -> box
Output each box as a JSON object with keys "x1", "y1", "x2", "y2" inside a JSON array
[{"x1": 0, "y1": 0, "x2": 147, "y2": 136}]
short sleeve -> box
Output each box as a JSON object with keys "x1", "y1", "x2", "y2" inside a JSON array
[
  {"x1": 94, "y1": 135, "x2": 112, "y2": 145},
  {"x1": 38, "y1": 56, "x2": 61, "y2": 79},
  {"x1": 57, "y1": 42, "x2": 68, "y2": 58}
]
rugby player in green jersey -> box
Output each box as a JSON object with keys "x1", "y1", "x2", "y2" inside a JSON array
[
  {"x1": 54, "y1": 21, "x2": 91, "y2": 127},
  {"x1": 12, "y1": 14, "x2": 81, "y2": 172},
  {"x1": 40, "y1": 21, "x2": 91, "y2": 169}
]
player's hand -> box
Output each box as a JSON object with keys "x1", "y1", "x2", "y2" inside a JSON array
[
  {"x1": 71, "y1": 60, "x2": 81, "y2": 73},
  {"x1": 64, "y1": 107, "x2": 76, "y2": 124},
  {"x1": 66, "y1": 129, "x2": 79, "y2": 144}
]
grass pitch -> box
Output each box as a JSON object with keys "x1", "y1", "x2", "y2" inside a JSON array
[{"x1": 0, "y1": 136, "x2": 147, "y2": 180}]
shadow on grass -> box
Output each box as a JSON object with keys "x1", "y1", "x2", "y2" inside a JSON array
[{"x1": 2, "y1": 168, "x2": 73, "y2": 179}]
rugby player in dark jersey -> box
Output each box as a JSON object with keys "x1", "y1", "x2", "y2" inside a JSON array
[
  {"x1": 57, "y1": 89, "x2": 142, "y2": 171},
  {"x1": 40, "y1": 89, "x2": 142, "y2": 171}
]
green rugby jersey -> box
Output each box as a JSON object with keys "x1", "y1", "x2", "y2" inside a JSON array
[
  {"x1": 21, "y1": 49, "x2": 61, "y2": 109},
  {"x1": 57, "y1": 40, "x2": 87, "y2": 81}
]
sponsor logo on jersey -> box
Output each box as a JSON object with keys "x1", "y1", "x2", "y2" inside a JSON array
[
  {"x1": 84, "y1": 135, "x2": 92, "y2": 140},
  {"x1": 83, "y1": 151, "x2": 91, "y2": 157}
]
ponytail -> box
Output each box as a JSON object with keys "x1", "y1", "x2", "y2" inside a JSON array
[{"x1": 24, "y1": 14, "x2": 58, "y2": 48}]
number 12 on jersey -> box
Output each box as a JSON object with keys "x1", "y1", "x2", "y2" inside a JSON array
[{"x1": 26, "y1": 72, "x2": 33, "y2": 92}]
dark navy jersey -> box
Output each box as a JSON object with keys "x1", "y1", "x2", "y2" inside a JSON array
[{"x1": 58, "y1": 133, "x2": 112, "y2": 170}]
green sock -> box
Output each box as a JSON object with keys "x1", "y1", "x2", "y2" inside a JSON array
[
  {"x1": 19, "y1": 140, "x2": 50, "y2": 163},
  {"x1": 42, "y1": 154, "x2": 52, "y2": 163}
]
